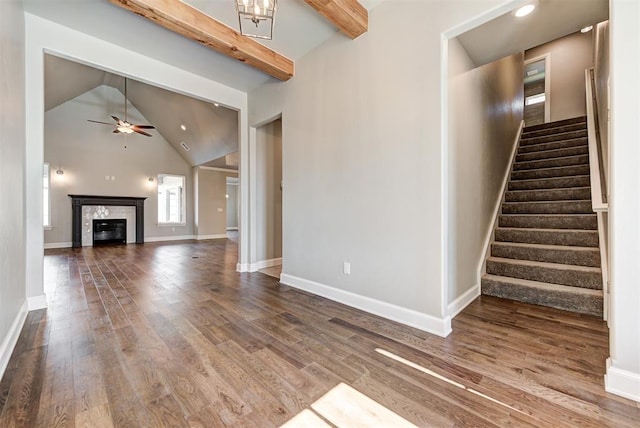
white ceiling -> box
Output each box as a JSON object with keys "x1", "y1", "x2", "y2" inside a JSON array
[{"x1": 457, "y1": 0, "x2": 609, "y2": 67}]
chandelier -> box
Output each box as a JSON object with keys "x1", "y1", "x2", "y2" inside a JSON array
[{"x1": 235, "y1": 0, "x2": 277, "y2": 40}]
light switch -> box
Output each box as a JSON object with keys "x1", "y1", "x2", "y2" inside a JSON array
[{"x1": 217, "y1": 208, "x2": 223, "y2": 212}]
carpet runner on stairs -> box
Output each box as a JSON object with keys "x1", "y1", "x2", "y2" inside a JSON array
[{"x1": 481, "y1": 116, "x2": 604, "y2": 317}]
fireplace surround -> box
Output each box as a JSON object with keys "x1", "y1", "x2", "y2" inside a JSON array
[{"x1": 69, "y1": 195, "x2": 146, "y2": 248}]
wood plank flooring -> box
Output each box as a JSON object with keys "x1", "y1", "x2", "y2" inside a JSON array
[{"x1": 1, "y1": 239, "x2": 638, "y2": 427}]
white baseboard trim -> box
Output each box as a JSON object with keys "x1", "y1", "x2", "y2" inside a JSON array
[
  {"x1": 447, "y1": 285, "x2": 480, "y2": 318},
  {"x1": 226, "y1": 227, "x2": 238, "y2": 231},
  {"x1": 605, "y1": 358, "x2": 640, "y2": 402},
  {"x1": 27, "y1": 294, "x2": 48, "y2": 311},
  {"x1": 196, "y1": 234, "x2": 228, "y2": 240},
  {"x1": 250, "y1": 257, "x2": 283, "y2": 272},
  {"x1": 0, "y1": 300, "x2": 28, "y2": 381},
  {"x1": 280, "y1": 274, "x2": 451, "y2": 337},
  {"x1": 237, "y1": 263, "x2": 250, "y2": 272},
  {"x1": 44, "y1": 242, "x2": 72, "y2": 249},
  {"x1": 145, "y1": 235, "x2": 195, "y2": 243}
]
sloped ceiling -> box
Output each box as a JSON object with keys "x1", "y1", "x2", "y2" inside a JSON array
[
  {"x1": 457, "y1": 0, "x2": 608, "y2": 67},
  {"x1": 45, "y1": 54, "x2": 238, "y2": 168}
]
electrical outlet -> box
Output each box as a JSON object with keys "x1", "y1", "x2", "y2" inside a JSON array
[{"x1": 343, "y1": 262, "x2": 351, "y2": 275}]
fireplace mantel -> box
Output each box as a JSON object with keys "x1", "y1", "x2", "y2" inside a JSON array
[{"x1": 68, "y1": 195, "x2": 147, "y2": 248}]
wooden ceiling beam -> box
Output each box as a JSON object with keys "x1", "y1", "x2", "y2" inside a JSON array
[
  {"x1": 304, "y1": 0, "x2": 368, "y2": 39},
  {"x1": 109, "y1": 0, "x2": 294, "y2": 81}
]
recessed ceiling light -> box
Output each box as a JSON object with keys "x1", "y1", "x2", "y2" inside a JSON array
[
  {"x1": 214, "y1": 103, "x2": 219, "y2": 107},
  {"x1": 180, "y1": 124, "x2": 186, "y2": 131},
  {"x1": 581, "y1": 25, "x2": 593, "y2": 33},
  {"x1": 514, "y1": 4, "x2": 535, "y2": 18}
]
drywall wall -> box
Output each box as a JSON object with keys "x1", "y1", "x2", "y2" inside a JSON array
[
  {"x1": 249, "y1": 0, "x2": 506, "y2": 331},
  {"x1": 447, "y1": 39, "x2": 524, "y2": 305},
  {"x1": 0, "y1": 0, "x2": 27, "y2": 377},
  {"x1": 226, "y1": 182, "x2": 238, "y2": 229},
  {"x1": 594, "y1": 20, "x2": 610, "y2": 183},
  {"x1": 44, "y1": 85, "x2": 194, "y2": 245},
  {"x1": 255, "y1": 119, "x2": 283, "y2": 262},
  {"x1": 607, "y1": 0, "x2": 640, "y2": 402},
  {"x1": 195, "y1": 167, "x2": 238, "y2": 238},
  {"x1": 526, "y1": 30, "x2": 593, "y2": 122}
]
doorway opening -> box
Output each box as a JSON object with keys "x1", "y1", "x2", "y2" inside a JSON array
[{"x1": 524, "y1": 55, "x2": 550, "y2": 126}]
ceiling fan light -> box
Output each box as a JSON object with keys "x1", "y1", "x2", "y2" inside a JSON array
[{"x1": 117, "y1": 126, "x2": 134, "y2": 134}]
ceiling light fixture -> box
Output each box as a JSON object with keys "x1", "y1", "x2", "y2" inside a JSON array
[
  {"x1": 514, "y1": 3, "x2": 535, "y2": 18},
  {"x1": 56, "y1": 169, "x2": 64, "y2": 175},
  {"x1": 581, "y1": 25, "x2": 593, "y2": 33},
  {"x1": 180, "y1": 124, "x2": 187, "y2": 131},
  {"x1": 235, "y1": 0, "x2": 277, "y2": 40},
  {"x1": 214, "y1": 103, "x2": 220, "y2": 107}
]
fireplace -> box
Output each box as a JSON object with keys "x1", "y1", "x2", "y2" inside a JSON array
[{"x1": 93, "y1": 219, "x2": 127, "y2": 245}]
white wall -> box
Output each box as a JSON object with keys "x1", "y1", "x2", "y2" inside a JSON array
[
  {"x1": 447, "y1": 39, "x2": 524, "y2": 307},
  {"x1": 226, "y1": 182, "x2": 239, "y2": 229},
  {"x1": 44, "y1": 85, "x2": 194, "y2": 245},
  {"x1": 525, "y1": 30, "x2": 594, "y2": 122},
  {"x1": 606, "y1": 0, "x2": 640, "y2": 403},
  {"x1": 594, "y1": 20, "x2": 610, "y2": 182},
  {"x1": 0, "y1": 0, "x2": 28, "y2": 378},
  {"x1": 249, "y1": 0, "x2": 505, "y2": 335},
  {"x1": 256, "y1": 119, "x2": 283, "y2": 262}
]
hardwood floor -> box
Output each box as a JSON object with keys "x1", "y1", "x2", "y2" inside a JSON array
[{"x1": 1, "y1": 239, "x2": 638, "y2": 427}]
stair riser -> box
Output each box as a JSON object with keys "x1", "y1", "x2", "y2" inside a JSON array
[
  {"x1": 499, "y1": 215, "x2": 598, "y2": 230},
  {"x1": 522, "y1": 124, "x2": 588, "y2": 139},
  {"x1": 508, "y1": 176, "x2": 590, "y2": 190},
  {"x1": 495, "y1": 229, "x2": 599, "y2": 247},
  {"x1": 518, "y1": 138, "x2": 587, "y2": 154},
  {"x1": 486, "y1": 260, "x2": 602, "y2": 289},
  {"x1": 513, "y1": 155, "x2": 589, "y2": 171},
  {"x1": 523, "y1": 117, "x2": 586, "y2": 133},
  {"x1": 516, "y1": 146, "x2": 588, "y2": 162},
  {"x1": 502, "y1": 201, "x2": 594, "y2": 214},
  {"x1": 481, "y1": 278, "x2": 603, "y2": 317},
  {"x1": 511, "y1": 165, "x2": 590, "y2": 180},
  {"x1": 491, "y1": 244, "x2": 601, "y2": 267},
  {"x1": 505, "y1": 188, "x2": 591, "y2": 202},
  {"x1": 521, "y1": 130, "x2": 588, "y2": 146}
]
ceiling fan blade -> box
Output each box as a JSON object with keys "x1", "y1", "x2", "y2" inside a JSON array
[
  {"x1": 133, "y1": 124, "x2": 155, "y2": 129},
  {"x1": 111, "y1": 115, "x2": 123, "y2": 124},
  {"x1": 133, "y1": 129, "x2": 152, "y2": 137},
  {"x1": 88, "y1": 120, "x2": 114, "y2": 125},
  {"x1": 112, "y1": 129, "x2": 121, "y2": 134}
]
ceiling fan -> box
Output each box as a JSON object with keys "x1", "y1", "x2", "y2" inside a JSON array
[{"x1": 88, "y1": 77, "x2": 155, "y2": 137}]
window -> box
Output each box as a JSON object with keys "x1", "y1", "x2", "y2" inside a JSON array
[
  {"x1": 43, "y1": 163, "x2": 51, "y2": 228},
  {"x1": 158, "y1": 174, "x2": 185, "y2": 224}
]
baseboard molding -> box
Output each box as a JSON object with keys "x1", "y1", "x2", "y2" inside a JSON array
[
  {"x1": 44, "y1": 242, "x2": 72, "y2": 249},
  {"x1": 145, "y1": 235, "x2": 195, "y2": 243},
  {"x1": 250, "y1": 258, "x2": 283, "y2": 272},
  {"x1": 236, "y1": 263, "x2": 250, "y2": 273},
  {"x1": 605, "y1": 358, "x2": 640, "y2": 402},
  {"x1": 226, "y1": 227, "x2": 238, "y2": 231},
  {"x1": 27, "y1": 294, "x2": 47, "y2": 311},
  {"x1": 447, "y1": 285, "x2": 480, "y2": 318},
  {"x1": 196, "y1": 234, "x2": 227, "y2": 240},
  {"x1": 0, "y1": 300, "x2": 28, "y2": 381},
  {"x1": 280, "y1": 274, "x2": 451, "y2": 337}
]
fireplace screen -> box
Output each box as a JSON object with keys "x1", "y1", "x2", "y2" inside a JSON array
[{"x1": 92, "y1": 219, "x2": 126, "y2": 245}]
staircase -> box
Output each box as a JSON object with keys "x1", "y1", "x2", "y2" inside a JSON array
[{"x1": 481, "y1": 116, "x2": 604, "y2": 317}]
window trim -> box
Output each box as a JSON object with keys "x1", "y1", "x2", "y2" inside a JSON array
[{"x1": 157, "y1": 173, "x2": 186, "y2": 226}]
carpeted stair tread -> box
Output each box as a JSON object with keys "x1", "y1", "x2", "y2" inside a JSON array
[
  {"x1": 505, "y1": 187, "x2": 591, "y2": 202},
  {"x1": 486, "y1": 257, "x2": 602, "y2": 289},
  {"x1": 511, "y1": 164, "x2": 590, "y2": 180},
  {"x1": 520, "y1": 130, "x2": 588, "y2": 146},
  {"x1": 502, "y1": 200, "x2": 593, "y2": 214},
  {"x1": 499, "y1": 214, "x2": 597, "y2": 230},
  {"x1": 523, "y1": 116, "x2": 586, "y2": 133},
  {"x1": 516, "y1": 145, "x2": 588, "y2": 162},
  {"x1": 522, "y1": 124, "x2": 588, "y2": 139},
  {"x1": 508, "y1": 175, "x2": 590, "y2": 190},
  {"x1": 513, "y1": 154, "x2": 589, "y2": 171},
  {"x1": 481, "y1": 274, "x2": 602, "y2": 317},
  {"x1": 517, "y1": 137, "x2": 587, "y2": 154},
  {"x1": 494, "y1": 227, "x2": 599, "y2": 247},
  {"x1": 491, "y1": 241, "x2": 601, "y2": 267}
]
